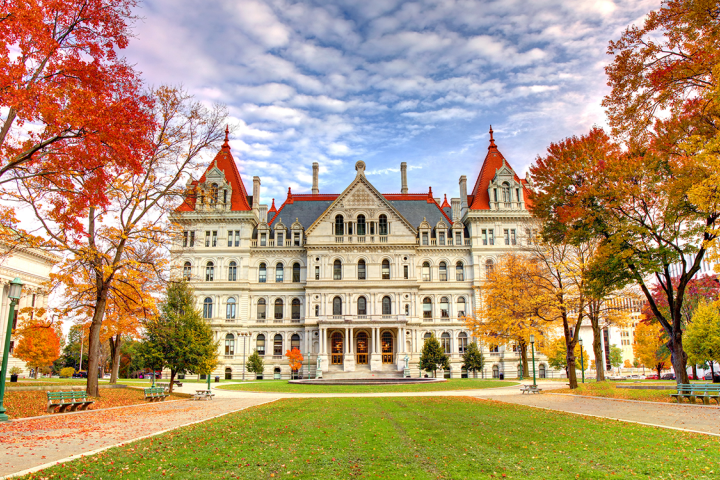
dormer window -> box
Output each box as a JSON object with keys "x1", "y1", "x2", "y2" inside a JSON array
[
  {"x1": 210, "y1": 183, "x2": 219, "y2": 204},
  {"x1": 335, "y1": 215, "x2": 344, "y2": 236},
  {"x1": 379, "y1": 215, "x2": 388, "y2": 236},
  {"x1": 502, "y1": 182, "x2": 511, "y2": 203}
]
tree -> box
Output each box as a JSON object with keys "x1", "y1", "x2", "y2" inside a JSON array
[
  {"x1": 14, "y1": 320, "x2": 61, "y2": 378},
  {"x1": 286, "y1": 348, "x2": 303, "y2": 377},
  {"x1": 59, "y1": 367, "x2": 75, "y2": 378},
  {"x1": 609, "y1": 345, "x2": 623, "y2": 373},
  {"x1": 140, "y1": 282, "x2": 219, "y2": 393},
  {"x1": 633, "y1": 320, "x2": 671, "y2": 379},
  {"x1": 685, "y1": 301, "x2": 720, "y2": 379},
  {"x1": 462, "y1": 342, "x2": 484, "y2": 379},
  {"x1": 246, "y1": 350, "x2": 265, "y2": 379},
  {"x1": 419, "y1": 335, "x2": 450, "y2": 378},
  {"x1": 624, "y1": 359, "x2": 633, "y2": 369},
  {"x1": 542, "y1": 336, "x2": 589, "y2": 378}
]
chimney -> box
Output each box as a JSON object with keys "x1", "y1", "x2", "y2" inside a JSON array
[
  {"x1": 451, "y1": 197, "x2": 461, "y2": 221},
  {"x1": 459, "y1": 175, "x2": 468, "y2": 210},
  {"x1": 259, "y1": 204, "x2": 268, "y2": 224},
  {"x1": 401, "y1": 162, "x2": 408, "y2": 194},
  {"x1": 312, "y1": 162, "x2": 319, "y2": 195},
  {"x1": 252, "y1": 176, "x2": 261, "y2": 210}
]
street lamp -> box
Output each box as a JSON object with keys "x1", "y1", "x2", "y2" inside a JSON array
[
  {"x1": 579, "y1": 338, "x2": 585, "y2": 384},
  {"x1": 529, "y1": 334, "x2": 537, "y2": 388},
  {"x1": 0, "y1": 277, "x2": 24, "y2": 422},
  {"x1": 239, "y1": 332, "x2": 251, "y2": 381}
]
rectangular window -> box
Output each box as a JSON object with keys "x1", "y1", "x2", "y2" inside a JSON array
[
  {"x1": 516, "y1": 188, "x2": 521, "y2": 202},
  {"x1": 315, "y1": 266, "x2": 320, "y2": 280},
  {"x1": 235, "y1": 230, "x2": 240, "y2": 247},
  {"x1": 482, "y1": 229, "x2": 487, "y2": 245},
  {"x1": 212, "y1": 231, "x2": 217, "y2": 247},
  {"x1": 439, "y1": 232, "x2": 445, "y2": 245},
  {"x1": 274, "y1": 338, "x2": 282, "y2": 355},
  {"x1": 183, "y1": 231, "x2": 188, "y2": 247},
  {"x1": 205, "y1": 231, "x2": 211, "y2": 247},
  {"x1": 257, "y1": 337, "x2": 265, "y2": 355},
  {"x1": 260, "y1": 233, "x2": 266, "y2": 246},
  {"x1": 276, "y1": 266, "x2": 284, "y2": 283},
  {"x1": 455, "y1": 231, "x2": 461, "y2": 245},
  {"x1": 493, "y1": 189, "x2": 498, "y2": 203},
  {"x1": 504, "y1": 229, "x2": 510, "y2": 245},
  {"x1": 370, "y1": 223, "x2": 375, "y2": 235},
  {"x1": 422, "y1": 232, "x2": 429, "y2": 245},
  {"x1": 511, "y1": 229, "x2": 516, "y2": 245},
  {"x1": 488, "y1": 229, "x2": 494, "y2": 245},
  {"x1": 294, "y1": 233, "x2": 300, "y2": 246},
  {"x1": 227, "y1": 231, "x2": 233, "y2": 247},
  {"x1": 404, "y1": 265, "x2": 409, "y2": 279},
  {"x1": 277, "y1": 233, "x2": 283, "y2": 246},
  {"x1": 190, "y1": 231, "x2": 195, "y2": 247}
]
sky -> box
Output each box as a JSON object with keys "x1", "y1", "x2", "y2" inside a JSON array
[{"x1": 124, "y1": 0, "x2": 657, "y2": 205}]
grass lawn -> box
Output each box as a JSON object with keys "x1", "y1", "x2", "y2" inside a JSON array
[
  {"x1": 21, "y1": 397, "x2": 720, "y2": 479},
  {"x1": 550, "y1": 381, "x2": 683, "y2": 403},
  {"x1": 4, "y1": 388, "x2": 190, "y2": 419},
  {"x1": 217, "y1": 378, "x2": 515, "y2": 393}
]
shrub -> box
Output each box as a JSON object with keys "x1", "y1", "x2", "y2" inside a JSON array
[
  {"x1": 59, "y1": 367, "x2": 76, "y2": 378},
  {"x1": 9, "y1": 366, "x2": 22, "y2": 376}
]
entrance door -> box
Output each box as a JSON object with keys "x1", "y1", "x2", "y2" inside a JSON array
[
  {"x1": 356, "y1": 332, "x2": 368, "y2": 364},
  {"x1": 381, "y1": 331, "x2": 394, "y2": 364},
  {"x1": 331, "y1": 332, "x2": 344, "y2": 364}
]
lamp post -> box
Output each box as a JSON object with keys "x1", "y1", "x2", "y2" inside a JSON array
[
  {"x1": 529, "y1": 334, "x2": 537, "y2": 388},
  {"x1": 0, "y1": 277, "x2": 24, "y2": 422},
  {"x1": 239, "y1": 332, "x2": 251, "y2": 381},
  {"x1": 579, "y1": 338, "x2": 585, "y2": 384}
]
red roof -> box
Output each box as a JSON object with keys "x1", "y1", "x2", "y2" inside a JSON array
[
  {"x1": 176, "y1": 129, "x2": 251, "y2": 212},
  {"x1": 469, "y1": 126, "x2": 532, "y2": 210}
]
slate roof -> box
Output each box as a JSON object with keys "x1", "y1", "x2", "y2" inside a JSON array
[
  {"x1": 269, "y1": 198, "x2": 336, "y2": 229},
  {"x1": 388, "y1": 200, "x2": 448, "y2": 228}
]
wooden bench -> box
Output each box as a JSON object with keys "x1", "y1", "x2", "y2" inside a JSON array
[
  {"x1": 144, "y1": 387, "x2": 169, "y2": 402},
  {"x1": 520, "y1": 385, "x2": 542, "y2": 394},
  {"x1": 47, "y1": 391, "x2": 94, "y2": 413},
  {"x1": 670, "y1": 384, "x2": 720, "y2": 405}
]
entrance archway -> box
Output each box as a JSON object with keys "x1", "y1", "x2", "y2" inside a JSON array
[
  {"x1": 381, "y1": 331, "x2": 394, "y2": 364},
  {"x1": 331, "y1": 331, "x2": 344, "y2": 364},
  {"x1": 356, "y1": 331, "x2": 368, "y2": 364}
]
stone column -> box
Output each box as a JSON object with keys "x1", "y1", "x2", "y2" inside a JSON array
[
  {"x1": 343, "y1": 326, "x2": 355, "y2": 371},
  {"x1": 370, "y1": 327, "x2": 382, "y2": 371}
]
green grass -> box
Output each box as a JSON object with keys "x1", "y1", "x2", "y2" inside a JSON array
[
  {"x1": 22, "y1": 397, "x2": 720, "y2": 479},
  {"x1": 553, "y1": 381, "x2": 681, "y2": 403},
  {"x1": 216, "y1": 378, "x2": 515, "y2": 393}
]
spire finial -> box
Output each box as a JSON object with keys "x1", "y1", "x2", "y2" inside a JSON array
[
  {"x1": 488, "y1": 125, "x2": 497, "y2": 150},
  {"x1": 222, "y1": 125, "x2": 230, "y2": 148}
]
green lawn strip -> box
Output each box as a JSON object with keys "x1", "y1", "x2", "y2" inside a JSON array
[
  {"x1": 216, "y1": 378, "x2": 516, "y2": 393},
  {"x1": 21, "y1": 397, "x2": 720, "y2": 479},
  {"x1": 550, "y1": 382, "x2": 684, "y2": 403}
]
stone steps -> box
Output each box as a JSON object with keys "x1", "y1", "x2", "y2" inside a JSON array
[{"x1": 323, "y1": 367, "x2": 404, "y2": 379}]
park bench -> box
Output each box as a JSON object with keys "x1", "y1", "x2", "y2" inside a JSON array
[
  {"x1": 46, "y1": 391, "x2": 94, "y2": 413},
  {"x1": 144, "y1": 387, "x2": 169, "y2": 402},
  {"x1": 520, "y1": 385, "x2": 542, "y2": 394},
  {"x1": 156, "y1": 381, "x2": 183, "y2": 391},
  {"x1": 670, "y1": 384, "x2": 720, "y2": 405}
]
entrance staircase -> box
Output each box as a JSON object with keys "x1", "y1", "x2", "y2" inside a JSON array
[{"x1": 324, "y1": 365, "x2": 403, "y2": 380}]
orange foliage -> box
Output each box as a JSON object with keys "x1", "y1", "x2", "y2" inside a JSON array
[
  {"x1": 285, "y1": 348, "x2": 304, "y2": 372},
  {"x1": 13, "y1": 320, "x2": 61, "y2": 374}
]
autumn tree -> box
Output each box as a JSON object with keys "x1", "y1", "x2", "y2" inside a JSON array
[
  {"x1": 633, "y1": 320, "x2": 671, "y2": 379},
  {"x1": 462, "y1": 342, "x2": 484, "y2": 379},
  {"x1": 609, "y1": 345, "x2": 623, "y2": 374},
  {"x1": 22, "y1": 87, "x2": 227, "y2": 396},
  {"x1": 543, "y1": 336, "x2": 589, "y2": 379},
  {"x1": 286, "y1": 348, "x2": 304, "y2": 376},
  {"x1": 14, "y1": 320, "x2": 61, "y2": 378},
  {"x1": 685, "y1": 301, "x2": 720, "y2": 380},
  {"x1": 246, "y1": 350, "x2": 265, "y2": 379},
  {"x1": 419, "y1": 335, "x2": 449, "y2": 378}
]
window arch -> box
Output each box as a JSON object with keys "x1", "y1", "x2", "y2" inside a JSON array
[
  {"x1": 439, "y1": 262, "x2": 447, "y2": 281},
  {"x1": 458, "y1": 332, "x2": 468, "y2": 353},
  {"x1": 210, "y1": 183, "x2": 219, "y2": 203},
  {"x1": 225, "y1": 367, "x2": 232, "y2": 380},
  {"x1": 333, "y1": 259, "x2": 342, "y2": 280},
  {"x1": 226, "y1": 297, "x2": 236, "y2": 319},
  {"x1": 273, "y1": 334, "x2": 283, "y2": 356},
  {"x1": 256, "y1": 334, "x2": 266, "y2": 356},
  {"x1": 228, "y1": 261, "x2": 237, "y2": 281},
  {"x1": 276, "y1": 263, "x2": 284, "y2": 282},
  {"x1": 357, "y1": 214, "x2": 366, "y2": 236},
  {"x1": 440, "y1": 297, "x2": 449, "y2": 318},
  {"x1": 259, "y1": 263, "x2": 267, "y2": 283},
  {"x1": 225, "y1": 334, "x2": 235, "y2": 355},
  {"x1": 203, "y1": 297, "x2": 213, "y2": 319},
  {"x1": 539, "y1": 364, "x2": 546, "y2": 378},
  {"x1": 456, "y1": 261, "x2": 464, "y2": 281},
  {"x1": 422, "y1": 262, "x2": 431, "y2": 281},
  {"x1": 291, "y1": 334, "x2": 300, "y2": 352},
  {"x1": 456, "y1": 297, "x2": 466, "y2": 318},
  {"x1": 423, "y1": 297, "x2": 432, "y2": 319},
  {"x1": 492, "y1": 364, "x2": 500, "y2": 378},
  {"x1": 441, "y1": 332, "x2": 451, "y2": 353},
  {"x1": 183, "y1": 261, "x2": 191, "y2": 281},
  {"x1": 333, "y1": 296, "x2": 342, "y2": 316},
  {"x1": 274, "y1": 299, "x2": 284, "y2": 319},
  {"x1": 292, "y1": 263, "x2": 300, "y2": 282},
  {"x1": 257, "y1": 298, "x2": 266, "y2": 320},
  {"x1": 382, "y1": 296, "x2": 391, "y2": 315},
  {"x1": 423, "y1": 332, "x2": 432, "y2": 341},
  {"x1": 357, "y1": 297, "x2": 367, "y2": 315},
  {"x1": 292, "y1": 298, "x2": 301, "y2": 319},
  {"x1": 335, "y1": 215, "x2": 344, "y2": 236},
  {"x1": 358, "y1": 259, "x2": 366, "y2": 280},
  {"x1": 485, "y1": 258, "x2": 494, "y2": 277},
  {"x1": 382, "y1": 259, "x2": 390, "y2": 280},
  {"x1": 205, "y1": 261, "x2": 214, "y2": 281},
  {"x1": 379, "y1": 214, "x2": 388, "y2": 235}
]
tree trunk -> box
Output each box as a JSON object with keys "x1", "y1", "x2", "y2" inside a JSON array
[
  {"x1": 169, "y1": 369, "x2": 176, "y2": 393},
  {"x1": 86, "y1": 293, "x2": 110, "y2": 397},
  {"x1": 692, "y1": 364, "x2": 698, "y2": 380},
  {"x1": 519, "y1": 341, "x2": 528, "y2": 380},
  {"x1": 656, "y1": 364, "x2": 662, "y2": 379},
  {"x1": 590, "y1": 318, "x2": 605, "y2": 382},
  {"x1": 109, "y1": 334, "x2": 122, "y2": 384},
  {"x1": 710, "y1": 361, "x2": 716, "y2": 383},
  {"x1": 669, "y1": 329, "x2": 689, "y2": 385}
]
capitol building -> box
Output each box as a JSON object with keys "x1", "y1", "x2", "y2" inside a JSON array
[{"x1": 172, "y1": 128, "x2": 548, "y2": 380}]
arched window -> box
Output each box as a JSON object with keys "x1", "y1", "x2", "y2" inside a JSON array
[
  {"x1": 274, "y1": 334, "x2": 283, "y2": 356},
  {"x1": 440, "y1": 297, "x2": 449, "y2": 318},
  {"x1": 203, "y1": 297, "x2": 213, "y2": 319},
  {"x1": 423, "y1": 332, "x2": 432, "y2": 341},
  {"x1": 456, "y1": 261, "x2": 464, "y2": 281},
  {"x1": 225, "y1": 367, "x2": 232, "y2": 380},
  {"x1": 259, "y1": 263, "x2": 267, "y2": 283},
  {"x1": 183, "y1": 262, "x2": 191, "y2": 281},
  {"x1": 382, "y1": 259, "x2": 390, "y2": 280},
  {"x1": 441, "y1": 332, "x2": 451, "y2": 353},
  {"x1": 379, "y1": 214, "x2": 388, "y2": 236},
  {"x1": 539, "y1": 364, "x2": 546, "y2": 378},
  {"x1": 333, "y1": 296, "x2": 342, "y2": 316},
  {"x1": 358, "y1": 259, "x2": 366, "y2": 280},
  {"x1": 276, "y1": 263, "x2": 284, "y2": 283},
  {"x1": 423, "y1": 297, "x2": 432, "y2": 319},
  {"x1": 205, "y1": 262, "x2": 214, "y2": 281},
  {"x1": 226, "y1": 297, "x2": 236, "y2": 319},
  {"x1": 422, "y1": 262, "x2": 431, "y2": 281},
  {"x1": 333, "y1": 259, "x2": 342, "y2": 280},
  {"x1": 382, "y1": 296, "x2": 391, "y2": 315},
  {"x1": 257, "y1": 299, "x2": 266, "y2": 320},
  {"x1": 492, "y1": 365, "x2": 500, "y2": 378},
  {"x1": 292, "y1": 298, "x2": 301, "y2": 319},
  {"x1": 458, "y1": 332, "x2": 468, "y2": 353},
  {"x1": 485, "y1": 259, "x2": 494, "y2": 277},
  {"x1": 335, "y1": 215, "x2": 344, "y2": 236},
  {"x1": 439, "y1": 262, "x2": 447, "y2": 281},
  {"x1": 228, "y1": 261, "x2": 237, "y2": 281},
  {"x1": 225, "y1": 334, "x2": 235, "y2": 355},
  {"x1": 291, "y1": 334, "x2": 300, "y2": 352},
  {"x1": 256, "y1": 334, "x2": 265, "y2": 356},
  {"x1": 502, "y1": 182, "x2": 511, "y2": 203},
  {"x1": 357, "y1": 297, "x2": 367, "y2": 315},
  {"x1": 292, "y1": 263, "x2": 300, "y2": 282},
  {"x1": 357, "y1": 214, "x2": 366, "y2": 236},
  {"x1": 456, "y1": 297, "x2": 466, "y2": 318},
  {"x1": 274, "y1": 299, "x2": 283, "y2": 319},
  {"x1": 210, "y1": 183, "x2": 219, "y2": 203}
]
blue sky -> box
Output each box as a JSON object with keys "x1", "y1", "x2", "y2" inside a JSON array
[{"x1": 125, "y1": 0, "x2": 656, "y2": 204}]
